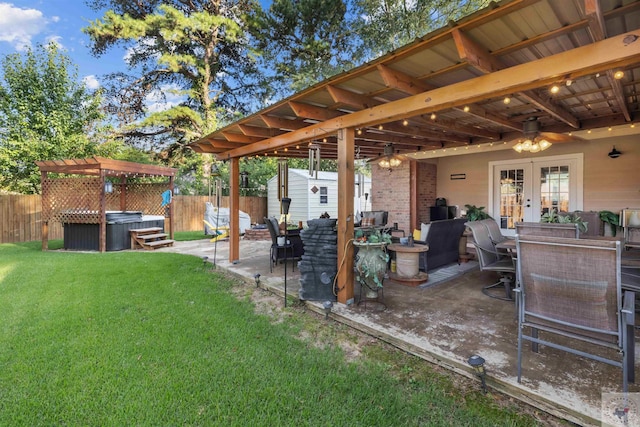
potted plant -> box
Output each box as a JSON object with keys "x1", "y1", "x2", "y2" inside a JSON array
[
  {"x1": 599, "y1": 210, "x2": 620, "y2": 236},
  {"x1": 464, "y1": 204, "x2": 492, "y2": 221},
  {"x1": 540, "y1": 209, "x2": 588, "y2": 234},
  {"x1": 353, "y1": 228, "x2": 392, "y2": 298}
]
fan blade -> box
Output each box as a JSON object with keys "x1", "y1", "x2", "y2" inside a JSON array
[{"x1": 539, "y1": 132, "x2": 584, "y2": 143}]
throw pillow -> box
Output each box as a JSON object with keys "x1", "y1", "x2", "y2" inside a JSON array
[
  {"x1": 420, "y1": 223, "x2": 431, "y2": 241},
  {"x1": 413, "y1": 229, "x2": 421, "y2": 241},
  {"x1": 361, "y1": 217, "x2": 375, "y2": 227}
]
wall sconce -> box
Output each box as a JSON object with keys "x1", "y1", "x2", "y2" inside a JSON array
[
  {"x1": 467, "y1": 355, "x2": 487, "y2": 393},
  {"x1": 104, "y1": 181, "x2": 113, "y2": 193},
  {"x1": 254, "y1": 273, "x2": 261, "y2": 288},
  {"x1": 323, "y1": 300, "x2": 333, "y2": 319},
  {"x1": 608, "y1": 146, "x2": 622, "y2": 158}
]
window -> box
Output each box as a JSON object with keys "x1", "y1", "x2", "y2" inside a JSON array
[{"x1": 320, "y1": 186, "x2": 328, "y2": 204}]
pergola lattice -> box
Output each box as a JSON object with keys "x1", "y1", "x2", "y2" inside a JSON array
[{"x1": 36, "y1": 156, "x2": 177, "y2": 252}]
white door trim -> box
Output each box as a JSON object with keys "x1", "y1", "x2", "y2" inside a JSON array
[{"x1": 488, "y1": 153, "x2": 584, "y2": 221}]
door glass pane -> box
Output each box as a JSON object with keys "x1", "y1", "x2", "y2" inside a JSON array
[
  {"x1": 539, "y1": 165, "x2": 570, "y2": 216},
  {"x1": 499, "y1": 168, "x2": 524, "y2": 229}
]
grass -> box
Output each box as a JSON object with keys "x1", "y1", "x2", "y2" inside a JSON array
[
  {"x1": 173, "y1": 230, "x2": 210, "y2": 241},
  {"x1": 0, "y1": 241, "x2": 548, "y2": 426}
]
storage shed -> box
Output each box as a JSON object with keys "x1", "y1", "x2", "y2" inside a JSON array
[{"x1": 267, "y1": 168, "x2": 370, "y2": 224}]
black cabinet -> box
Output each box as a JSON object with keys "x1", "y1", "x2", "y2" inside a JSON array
[{"x1": 430, "y1": 206, "x2": 457, "y2": 221}]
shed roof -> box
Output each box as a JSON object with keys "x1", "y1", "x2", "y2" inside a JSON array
[{"x1": 191, "y1": 0, "x2": 640, "y2": 161}]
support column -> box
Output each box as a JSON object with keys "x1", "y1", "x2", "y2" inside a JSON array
[
  {"x1": 229, "y1": 157, "x2": 240, "y2": 263},
  {"x1": 41, "y1": 171, "x2": 48, "y2": 251},
  {"x1": 168, "y1": 176, "x2": 175, "y2": 240},
  {"x1": 99, "y1": 171, "x2": 107, "y2": 253},
  {"x1": 409, "y1": 160, "x2": 418, "y2": 231},
  {"x1": 336, "y1": 128, "x2": 355, "y2": 304}
]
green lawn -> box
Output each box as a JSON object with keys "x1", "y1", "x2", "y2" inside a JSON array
[{"x1": 0, "y1": 241, "x2": 547, "y2": 426}]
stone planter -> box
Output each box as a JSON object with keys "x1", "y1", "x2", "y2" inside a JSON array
[{"x1": 353, "y1": 241, "x2": 388, "y2": 298}]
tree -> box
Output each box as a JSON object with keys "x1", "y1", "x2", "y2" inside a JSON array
[
  {"x1": 352, "y1": 0, "x2": 491, "y2": 59},
  {"x1": 0, "y1": 43, "x2": 103, "y2": 194},
  {"x1": 83, "y1": 0, "x2": 271, "y2": 157},
  {"x1": 253, "y1": 0, "x2": 358, "y2": 93}
]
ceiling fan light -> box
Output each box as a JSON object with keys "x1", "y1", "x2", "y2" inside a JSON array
[
  {"x1": 378, "y1": 158, "x2": 390, "y2": 168},
  {"x1": 513, "y1": 142, "x2": 524, "y2": 153},
  {"x1": 539, "y1": 139, "x2": 552, "y2": 150},
  {"x1": 389, "y1": 157, "x2": 402, "y2": 167},
  {"x1": 522, "y1": 139, "x2": 532, "y2": 150},
  {"x1": 530, "y1": 143, "x2": 541, "y2": 153}
]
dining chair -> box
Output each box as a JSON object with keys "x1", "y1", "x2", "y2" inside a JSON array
[
  {"x1": 515, "y1": 235, "x2": 635, "y2": 392},
  {"x1": 465, "y1": 221, "x2": 516, "y2": 300},
  {"x1": 515, "y1": 222, "x2": 580, "y2": 238},
  {"x1": 481, "y1": 219, "x2": 513, "y2": 245}
]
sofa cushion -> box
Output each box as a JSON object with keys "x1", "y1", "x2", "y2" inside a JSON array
[
  {"x1": 413, "y1": 229, "x2": 421, "y2": 241},
  {"x1": 362, "y1": 210, "x2": 388, "y2": 227},
  {"x1": 420, "y1": 223, "x2": 431, "y2": 241},
  {"x1": 361, "y1": 217, "x2": 375, "y2": 227}
]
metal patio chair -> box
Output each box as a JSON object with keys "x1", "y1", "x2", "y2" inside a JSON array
[
  {"x1": 515, "y1": 235, "x2": 635, "y2": 392},
  {"x1": 465, "y1": 221, "x2": 516, "y2": 300},
  {"x1": 515, "y1": 222, "x2": 580, "y2": 238}
]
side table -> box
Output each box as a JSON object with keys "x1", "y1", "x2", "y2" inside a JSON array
[{"x1": 386, "y1": 243, "x2": 429, "y2": 287}]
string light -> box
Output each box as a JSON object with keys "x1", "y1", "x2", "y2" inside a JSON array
[
  {"x1": 402, "y1": 119, "x2": 409, "y2": 126},
  {"x1": 614, "y1": 70, "x2": 624, "y2": 80},
  {"x1": 503, "y1": 96, "x2": 511, "y2": 104},
  {"x1": 550, "y1": 85, "x2": 560, "y2": 94},
  {"x1": 430, "y1": 113, "x2": 436, "y2": 120},
  {"x1": 463, "y1": 106, "x2": 470, "y2": 112}
]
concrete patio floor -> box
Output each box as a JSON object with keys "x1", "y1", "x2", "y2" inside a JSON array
[{"x1": 157, "y1": 237, "x2": 640, "y2": 426}]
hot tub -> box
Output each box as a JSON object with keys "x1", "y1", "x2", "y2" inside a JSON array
[{"x1": 63, "y1": 211, "x2": 166, "y2": 251}]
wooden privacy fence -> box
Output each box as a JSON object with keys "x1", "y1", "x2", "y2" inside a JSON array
[{"x1": 1, "y1": 194, "x2": 267, "y2": 244}]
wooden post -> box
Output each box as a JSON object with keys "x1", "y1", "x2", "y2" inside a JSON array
[
  {"x1": 409, "y1": 160, "x2": 418, "y2": 231},
  {"x1": 99, "y1": 171, "x2": 107, "y2": 253},
  {"x1": 40, "y1": 171, "x2": 48, "y2": 251},
  {"x1": 168, "y1": 176, "x2": 175, "y2": 240},
  {"x1": 229, "y1": 158, "x2": 240, "y2": 263},
  {"x1": 336, "y1": 127, "x2": 355, "y2": 304}
]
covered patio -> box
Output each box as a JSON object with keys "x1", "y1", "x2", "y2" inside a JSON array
[
  {"x1": 190, "y1": 0, "x2": 640, "y2": 306},
  {"x1": 186, "y1": 0, "x2": 640, "y2": 424},
  {"x1": 163, "y1": 238, "x2": 638, "y2": 426}
]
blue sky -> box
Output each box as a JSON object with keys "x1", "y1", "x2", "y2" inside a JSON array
[{"x1": 0, "y1": 1, "x2": 129, "y2": 89}]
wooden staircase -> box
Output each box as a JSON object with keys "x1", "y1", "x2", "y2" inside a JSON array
[{"x1": 130, "y1": 227, "x2": 175, "y2": 250}]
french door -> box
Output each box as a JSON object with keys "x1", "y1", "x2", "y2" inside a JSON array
[{"x1": 489, "y1": 154, "x2": 583, "y2": 236}]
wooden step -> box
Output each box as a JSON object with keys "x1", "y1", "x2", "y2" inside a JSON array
[
  {"x1": 136, "y1": 233, "x2": 169, "y2": 241},
  {"x1": 130, "y1": 227, "x2": 162, "y2": 235},
  {"x1": 143, "y1": 239, "x2": 175, "y2": 249}
]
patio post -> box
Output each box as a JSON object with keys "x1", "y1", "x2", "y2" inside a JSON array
[
  {"x1": 228, "y1": 157, "x2": 240, "y2": 263},
  {"x1": 336, "y1": 127, "x2": 355, "y2": 304}
]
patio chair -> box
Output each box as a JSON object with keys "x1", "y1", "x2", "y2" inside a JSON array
[
  {"x1": 465, "y1": 221, "x2": 516, "y2": 300},
  {"x1": 515, "y1": 235, "x2": 635, "y2": 392},
  {"x1": 515, "y1": 222, "x2": 579, "y2": 238},
  {"x1": 481, "y1": 219, "x2": 513, "y2": 245},
  {"x1": 264, "y1": 217, "x2": 293, "y2": 273}
]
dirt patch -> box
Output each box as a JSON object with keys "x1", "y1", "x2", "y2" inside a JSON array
[{"x1": 228, "y1": 277, "x2": 570, "y2": 426}]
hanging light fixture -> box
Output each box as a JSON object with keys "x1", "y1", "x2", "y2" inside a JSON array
[{"x1": 369, "y1": 143, "x2": 406, "y2": 171}]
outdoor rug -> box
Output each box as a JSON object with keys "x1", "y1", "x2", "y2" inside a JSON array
[{"x1": 418, "y1": 260, "x2": 479, "y2": 290}]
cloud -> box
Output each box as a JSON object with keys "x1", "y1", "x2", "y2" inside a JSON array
[
  {"x1": 45, "y1": 35, "x2": 63, "y2": 49},
  {"x1": 0, "y1": 3, "x2": 50, "y2": 51},
  {"x1": 146, "y1": 84, "x2": 185, "y2": 113},
  {"x1": 83, "y1": 75, "x2": 101, "y2": 90}
]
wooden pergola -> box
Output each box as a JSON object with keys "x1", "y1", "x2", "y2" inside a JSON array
[
  {"x1": 190, "y1": 0, "x2": 640, "y2": 304},
  {"x1": 36, "y1": 157, "x2": 177, "y2": 252}
]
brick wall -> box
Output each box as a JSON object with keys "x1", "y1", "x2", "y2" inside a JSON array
[{"x1": 370, "y1": 161, "x2": 437, "y2": 233}]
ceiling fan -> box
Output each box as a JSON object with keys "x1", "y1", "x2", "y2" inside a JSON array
[
  {"x1": 512, "y1": 117, "x2": 583, "y2": 153},
  {"x1": 367, "y1": 143, "x2": 408, "y2": 169}
]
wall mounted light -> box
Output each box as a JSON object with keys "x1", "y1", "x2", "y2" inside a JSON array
[
  {"x1": 467, "y1": 354, "x2": 487, "y2": 393},
  {"x1": 608, "y1": 146, "x2": 622, "y2": 158}
]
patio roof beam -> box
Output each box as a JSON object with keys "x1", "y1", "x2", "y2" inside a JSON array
[
  {"x1": 452, "y1": 28, "x2": 580, "y2": 129},
  {"x1": 216, "y1": 31, "x2": 640, "y2": 160},
  {"x1": 585, "y1": 0, "x2": 632, "y2": 122}
]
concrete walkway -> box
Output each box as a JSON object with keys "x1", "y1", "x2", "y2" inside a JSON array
[{"x1": 156, "y1": 238, "x2": 639, "y2": 426}]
